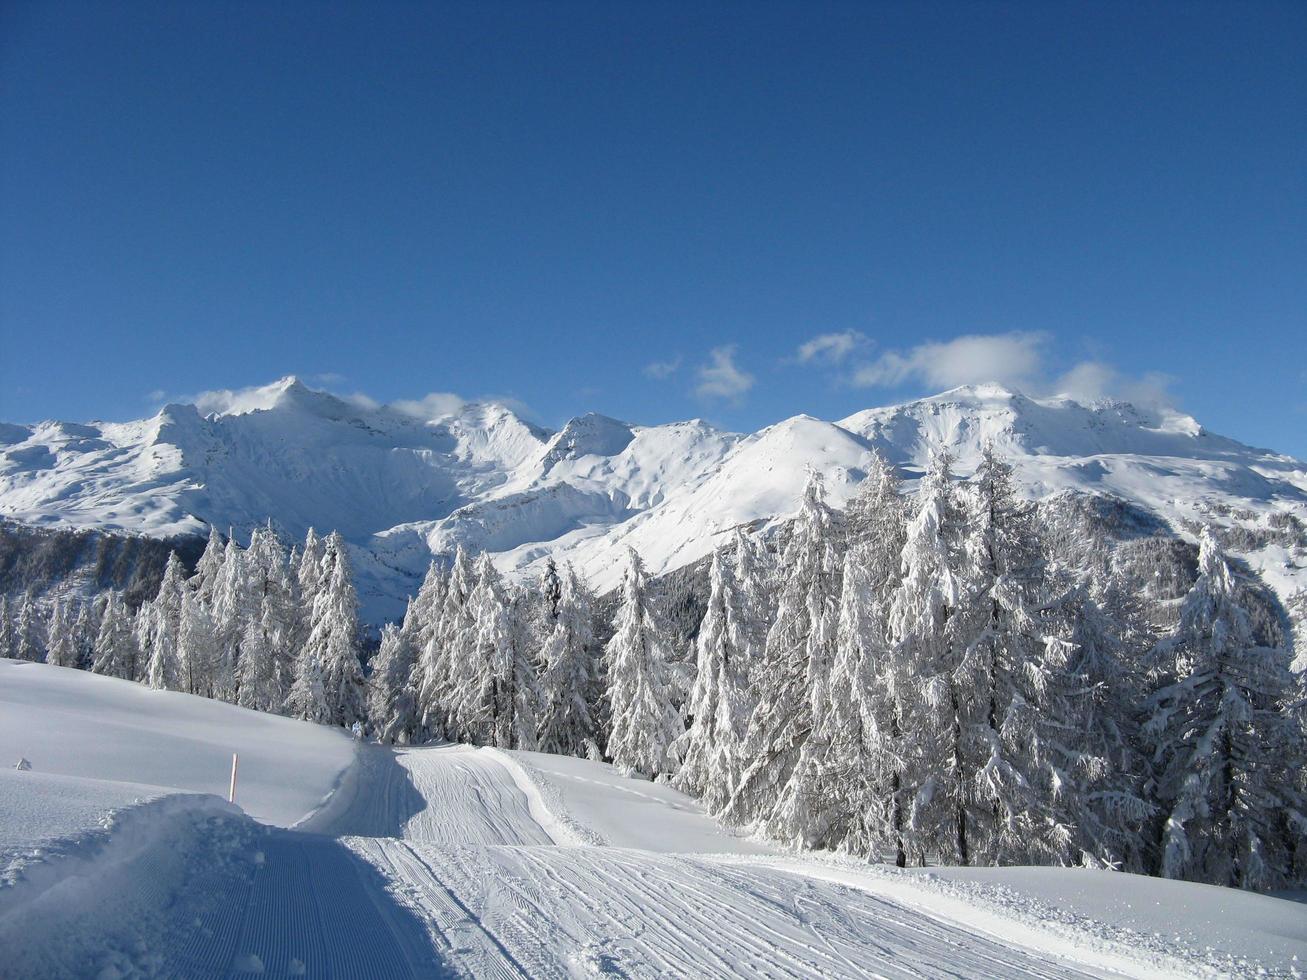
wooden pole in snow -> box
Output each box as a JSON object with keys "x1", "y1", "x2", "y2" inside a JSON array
[{"x1": 228, "y1": 752, "x2": 239, "y2": 804}]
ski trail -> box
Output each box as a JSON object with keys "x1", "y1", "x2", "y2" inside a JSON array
[
  {"x1": 11, "y1": 742, "x2": 1117, "y2": 977},
  {"x1": 344, "y1": 841, "x2": 1101, "y2": 979}
]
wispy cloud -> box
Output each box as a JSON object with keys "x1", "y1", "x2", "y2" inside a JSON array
[
  {"x1": 694, "y1": 345, "x2": 755, "y2": 403},
  {"x1": 643, "y1": 356, "x2": 682, "y2": 380},
  {"x1": 849, "y1": 331, "x2": 1176, "y2": 408},
  {"x1": 389, "y1": 392, "x2": 466, "y2": 419},
  {"x1": 795, "y1": 330, "x2": 869, "y2": 365},
  {"x1": 851, "y1": 331, "x2": 1048, "y2": 391}
]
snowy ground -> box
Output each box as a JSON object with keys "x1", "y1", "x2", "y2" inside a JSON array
[{"x1": 2, "y1": 662, "x2": 1305, "y2": 978}]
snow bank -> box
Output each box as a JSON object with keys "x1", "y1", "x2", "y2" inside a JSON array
[
  {"x1": 504, "y1": 750, "x2": 773, "y2": 854},
  {"x1": 0, "y1": 659, "x2": 355, "y2": 826},
  {"x1": 0, "y1": 788, "x2": 257, "y2": 979}
]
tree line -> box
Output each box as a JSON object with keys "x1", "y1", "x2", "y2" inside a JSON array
[{"x1": 2, "y1": 448, "x2": 1303, "y2": 891}]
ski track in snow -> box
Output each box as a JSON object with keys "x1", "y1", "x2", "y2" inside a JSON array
[
  {"x1": 156, "y1": 743, "x2": 1108, "y2": 980},
  {"x1": 7, "y1": 741, "x2": 1172, "y2": 978}
]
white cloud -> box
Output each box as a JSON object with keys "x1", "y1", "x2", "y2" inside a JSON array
[
  {"x1": 795, "y1": 330, "x2": 869, "y2": 365},
  {"x1": 1053, "y1": 361, "x2": 1175, "y2": 408},
  {"x1": 145, "y1": 389, "x2": 167, "y2": 403},
  {"x1": 643, "y1": 357, "x2": 682, "y2": 380},
  {"x1": 851, "y1": 331, "x2": 1048, "y2": 391},
  {"x1": 389, "y1": 392, "x2": 467, "y2": 419},
  {"x1": 190, "y1": 378, "x2": 301, "y2": 416},
  {"x1": 848, "y1": 331, "x2": 1175, "y2": 408},
  {"x1": 694, "y1": 346, "x2": 755, "y2": 402}
]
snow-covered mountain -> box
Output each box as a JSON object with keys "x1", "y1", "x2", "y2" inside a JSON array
[{"x1": 3, "y1": 376, "x2": 1305, "y2": 625}]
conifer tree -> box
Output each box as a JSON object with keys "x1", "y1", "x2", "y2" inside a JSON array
[
  {"x1": 675, "y1": 533, "x2": 756, "y2": 811},
  {"x1": 418, "y1": 546, "x2": 475, "y2": 738},
  {"x1": 367, "y1": 623, "x2": 420, "y2": 744},
  {"x1": 822, "y1": 454, "x2": 909, "y2": 860},
  {"x1": 1144, "y1": 528, "x2": 1307, "y2": 889},
  {"x1": 537, "y1": 564, "x2": 599, "y2": 756},
  {"x1": 887, "y1": 450, "x2": 969, "y2": 864},
  {"x1": 727, "y1": 470, "x2": 840, "y2": 833},
  {"x1": 952, "y1": 446, "x2": 1068, "y2": 864},
  {"x1": 44, "y1": 597, "x2": 79, "y2": 668},
  {"x1": 604, "y1": 548, "x2": 680, "y2": 779},
  {"x1": 177, "y1": 590, "x2": 219, "y2": 696},
  {"x1": 15, "y1": 593, "x2": 44, "y2": 663},
  {"x1": 288, "y1": 532, "x2": 364, "y2": 727},
  {"x1": 92, "y1": 592, "x2": 140, "y2": 680},
  {"x1": 143, "y1": 553, "x2": 188, "y2": 690},
  {"x1": 0, "y1": 595, "x2": 14, "y2": 660}
]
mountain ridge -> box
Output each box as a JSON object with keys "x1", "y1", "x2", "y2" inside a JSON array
[{"x1": 2, "y1": 377, "x2": 1304, "y2": 629}]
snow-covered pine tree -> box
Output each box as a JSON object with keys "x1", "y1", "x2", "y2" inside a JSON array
[
  {"x1": 295, "y1": 527, "x2": 326, "y2": 651},
  {"x1": 887, "y1": 450, "x2": 968, "y2": 865},
  {"x1": 366, "y1": 622, "x2": 420, "y2": 744},
  {"x1": 15, "y1": 592, "x2": 44, "y2": 663},
  {"x1": 674, "y1": 535, "x2": 755, "y2": 812},
  {"x1": 210, "y1": 538, "x2": 255, "y2": 701},
  {"x1": 92, "y1": 592, "x2": 140, "y2": 679},
  {"x1": 536, "y1": 563, "x2": 599, "y2": 756},
  {"x1": 0, "y1": 595, "x2": 14, "y2": 660},
  {"x1": 1144, "y1": 528, "x2": 1307, "y2": 890},
  {"x1": 400, "y1": 561, "x2": 446, "y2": 725},
  {"x1": 288, "y1": 532, "x2": 364, "y2": 727},
  {"x1": 417, "y1": 546, "x2": 475, "y2": 738},
  {"x1": 951, "y1": 445, "x2": 1068, "y2": 865},
  {"x1": 44, "y1": 597, "x2": 79, "y2": 668},
  {"x1": 73, "y1": 600, "x2": 98, "y2": 669},
  {"x1": 455, "y1": 555, "x2": 539, "y2": 749},
  {"x1": 177, "y1": 590, "x2": 219, "y2": 696},
  {"x1": 604, "y1": 548, "x2": 681, "y2": 779},
  {"x1": 1041, "y1": 585, "x2": 1153, "y2": 871},
  {"x1": 821, "y1": 453, "x2": 909, "y2": 861},
  {"x1": 236, "y1": 526, "x2": 299, "y2": 713},
  {"x1": 142, "y1": 552, "x2": 188, "y2": 690},
  {"x1": 191, "y1": 525, "x2": 226, "y2": 605},
  {"x1": 725, "y1": 469, "x2": 841, "y2": 835}
]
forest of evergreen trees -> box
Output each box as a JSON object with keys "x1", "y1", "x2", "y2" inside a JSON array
[{"x1": 3, "y1": 449, "x2": 1304, "y2": 891}]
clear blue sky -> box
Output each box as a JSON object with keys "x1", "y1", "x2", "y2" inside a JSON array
[{"x1": 2, "y1": 1, "x2": 1304, "y2": 454}]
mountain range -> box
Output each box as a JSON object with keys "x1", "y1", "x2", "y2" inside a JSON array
[{"x1": 2, "y1": 376, "x2": 1304, "y2": 635}]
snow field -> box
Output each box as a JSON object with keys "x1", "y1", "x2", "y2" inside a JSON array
[{"x1": 0, "y1": 659, "x2": 356, "y2": 827}]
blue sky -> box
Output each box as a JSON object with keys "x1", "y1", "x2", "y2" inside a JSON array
[{"x1": 2, "y1": 1, "x2": 1304, "y2": 454}]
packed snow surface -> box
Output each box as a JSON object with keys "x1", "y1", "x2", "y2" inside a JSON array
[
  {"x1": 4, "y1": 377, "x2": 1303, "y2": 622},
  {"x1": 3, "y1": 664, "x2": 1305, "y2": 977},
  {"x1": 0, "y1": 658, "x2": 354, "y2": 826}
]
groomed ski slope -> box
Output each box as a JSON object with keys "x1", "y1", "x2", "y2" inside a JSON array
[{"x1": 4, "y1": 662, "x2": 1305, "y2": 978}]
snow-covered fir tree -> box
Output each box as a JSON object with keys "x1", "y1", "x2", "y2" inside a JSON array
[
  {"x1": 44, "y1": 597, "x2": 79, "y2": 668},
  {"x1": 604, "y1": 548, "x2": 681, "y2": 779},
  {"x1": 726, "y1": 469, "x2": 841, "y2": 836},
  {"x1": 451, "y1": 555, "x2": 539, "y2": 749},
  {"x1": 92, "y1": 592, "x2": 140, "y2": 680},
  {"x1": 886, "y1": 450, "x2": 969, "y2": 864},
  {"x1": 366, "y1": 622, "x2": 420, "y2": 744},
  {"x1": 177, "y1": 590, "x2": 219, "y2": 696},
  {"x1": 142, "y1": 552, "x2": 188, "y2": 690},
  {"x1": 417, "y1": 546, "x2": 476, "y2": 738},
  {"x1": 0, "y1": 595, "x2": 14, "y2": 660},
  {"x1": 14, "y1": 593, "x2": 44, "y2": 663},
  {"x1": 1041, "y1": 586, "x2": 1153, "y2": 870},
  {"x1": 236, "y1": 526, "x2": 299, "y2": 713},
  {"x1": 191, "y1": 525, "x2": 226, "y2": 605},
  {"x1": 72, "y1": 600, "x2": 98, "y2": 670},
  {"x1": 674, "y1": 533, "x2": 756, "y2": 811},
  {"x1": 821, "y1": 453, "x2": 909, "y2": 862},
  {"x1": 288, "y1": 532, "x2": 364, "y2": 727},
  {"x1": 536, "y1": 563, "x2": 599, "y2": 757},
  {"x1": 949, "y1": 445, "x2": 1069, "y2": 865},
  {"x1": 1144, "y1": 528, "x2": 1307, "y2": 890}
]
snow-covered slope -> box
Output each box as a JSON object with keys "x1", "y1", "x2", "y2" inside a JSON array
[
  {"x1": 3, "y1": 377, "x2": 1304, "y2": 624},
  {"x1": 5, "y1": 663, "x2": 1302, "y2": 977},
  {"x1": 0, "y1": 659, "x2": 354, "y2": 827}
]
